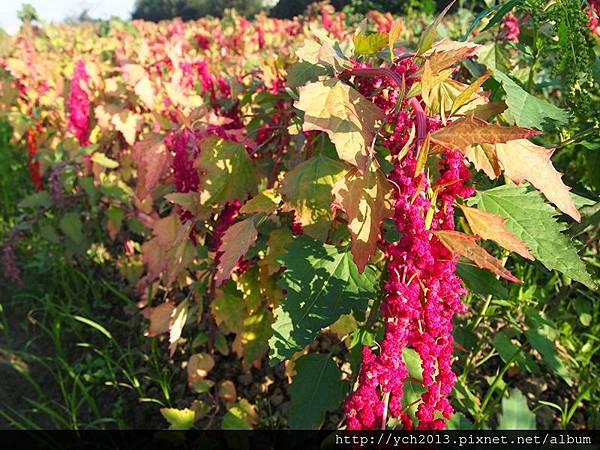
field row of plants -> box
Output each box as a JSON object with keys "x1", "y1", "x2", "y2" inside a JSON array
[{"x1": 0, "y1": 1, "x2": 599, "y2": 430}]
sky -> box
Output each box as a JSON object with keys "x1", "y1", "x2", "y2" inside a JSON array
[{"x1": 0, "y1": 0, "x2": 136, "y2": 34}]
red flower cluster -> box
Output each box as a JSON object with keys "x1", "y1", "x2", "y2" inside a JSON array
[
  {"x1": 345, "y1": 59, "x2": 473, "y2": 430},
  {"x1": 67, "y1": 60, "x2": 91, "y2": 146},
  {"x1": 588, "y1": 0, "x2": 600, "y2": 35},
  {"x1": 498, "y1": 12, "x2": 520, "y2": 42}
]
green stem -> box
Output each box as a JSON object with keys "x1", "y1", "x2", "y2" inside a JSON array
[
  {"x1": 556, "y1": 128, "x2": 597, "y2": 150},
  {"x1": 476, "y1": 348, "x2": 521, "y2": 427}
]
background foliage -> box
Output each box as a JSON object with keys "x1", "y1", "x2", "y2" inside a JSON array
[{"x1": 0, "y1": 0, "x2": 599, "y2": 431}]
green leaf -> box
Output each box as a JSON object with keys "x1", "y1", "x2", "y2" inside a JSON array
[
  {"x1": 280, "y1": 152, "x2": 345, "y2": 240},
  {"x1": 416, "y1": 1, "x2": 454, "y2": 55},
  {"x1": 287, "y1": 61, "x2": 329, "y2": 89},
  {"x1": 497, "y1": 388, "x2": 536, "y2": 430},
  {"x1": 492, "y1": 331, "x2": 539, "y2": 374},
  {"x1": 471, "y1": 184, "x2": 595, "y2": 289},
  {"x1": 196, "y1": 136, "x2": 258, "y2": 210},
  {"x1": 60, "y1": 212, "x2": 84, "y2": 245},
  {"x1": 269, "y1": 236, "x2": 377, "y2": 363},
  {"x1": 221, "y1": 399, "x2": 258, "y2": 430},
  {"x1": 525, "y1": 327, "x2": 571, "y2": 385},
  {"x1": 353, "y1": 32, "x2": 388, "y2": 56},
  {"x1": 447, "y1": 412, "x2": 474, "y2": 430},
  {"x1": 480, "y1": 0, "x2": 522, "y2": 32},
  {"x1": 456, "y1": 263, "x2": 508, "y2": 298},
  {"x1": 476, "y1": 44, "x2": 509, "y2": 73},
  {"x1": 107, "y1": 206, "x2": 124, "y2": 237},
  {"x1": 490, "y1": 70, "x2": 570, "y2": 129},
  {"x1": 18, "y1": 191, "x2": 52, "y2": 210},
  {"x1": 211, "y1": 282, "x2": 245, "y2": 335},
  {"x1": 288, "y1": 354, "x2": 347, "y2": 429},
  {"x1": 573, "y1": 298, "x2": 592, "y2": 327},
  {"x1": 91, "y1": 152, "x2": 119, "y2": 169},
  {"x1": 160, "y1": 408, "x2": 195, "y2": 430},
  {"x1": 463, "y1": 4, "x2": 502, "y2": 41}
]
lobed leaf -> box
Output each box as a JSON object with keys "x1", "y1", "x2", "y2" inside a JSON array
[
  {"x1": 495, "y1": 139, "x2": 580, "y2": 221},
  {"x1": 331, "y1": 164, "x2": 394, "y2": 272},
  {"x1": 288, "y1": 354, "x2": 347, "y2": 429},
  {"x1": 269, "y1": 236, "x2": 377, "y2": 363},
  {"x1": 471, "y1": 184, "x2": 595, "y2": 289},
  {"x1": 295, "y1": 79, "x2": 383, "y2": 172},
  {"x1": 459, "y1": 205, "x2": 533, "y2": 259}
]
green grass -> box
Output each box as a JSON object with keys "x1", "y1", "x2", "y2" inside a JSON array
[{"x1": 0, "y1": 127, "x2": 179, "y2": 429}]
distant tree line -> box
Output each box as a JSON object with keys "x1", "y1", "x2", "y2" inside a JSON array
[
  {"x1": 131, "y1": 0, "x2": 267, "y2": 21},
  {"x1": 131, "y1": 0, "x2": 459, "y2": 21}
]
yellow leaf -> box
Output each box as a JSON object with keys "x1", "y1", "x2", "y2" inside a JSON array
[
  {"x1": 421, "y1": 60, "x2": 434, "y2": 108},
  {"x1": 111, "y1": 109, "x2": 142, "y2": 145},
  {"x1": 121, "y1": 63, "x2": 145, "y2": 85},
  {"x1": 459, "y1": 205, "x2": 533, "y2": 260},
  {"x1": 295, "y1": 79, "x2": 384, "y2": 172},
  {"x1": 332, "y1": 164, "x2": 394, "y2": 272},
  {"x1": 495, "y1": 139, "x2": 580, "y2": 221},
  {"x1": 260, "y1": 228, "x2": 293, "y2": 276},
  {"x1": 388, "y1": 19, "x2": 403, "y2": 59},
  {"x1": 426, "y1": 78, "x2": 487, "y2": 117},
  {"x1": 240, "y1": 189, "x2": 281, "y2": 214},
  {"x1": 450, "y1": 72, "x2": 490, "y2": 115},
  {"x1": 232, "y1": 309, "x2": 273, "y2": 369},
  {"x1": 135, "y1": 76, "x2": 155, "y2": 109},
  {"x1": 169, "y1": 299, "x2": 189, "y2": 355},
  {"x1": 464, "y1": 143, "x2": 501, "y2": 179}
]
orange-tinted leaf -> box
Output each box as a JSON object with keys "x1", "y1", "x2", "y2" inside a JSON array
[
  {"x1": 143, "y1": 302, "x2": 175, "y2": 337},
  {"x1": 434, "y1": 230, "x2": 522, "y2": 283},
  {"x1": 141, "y1": 215, "x2": 193, "y2": 283},
  {"x1": 332, "y1": 165, "x2": 394, "y2": 272},
  {"x1": 431, "y1": 115, "x2": 539, "y2": 154},
  {"x1": 472, "y1": 101, "x2": 507, "y2": 121},
  {"x1": 121, "y1": 64, "x2": 145, "y2": 85},
  {"x1": 187, "y1": 353, "x2": 215, "y2": 387},
  {"x1": 218, "y1": 380, "x2": 237, "y2": 407},
  {"x1": 495, "y1": 139, "x2": 580, "y2": 222},
  {"x1": 459, "y1": 205, "x2": 533, "y2": 260},
  {"x1": 295, "y1": 79, "x2": 383, "y2": 172},
  {"x1": 133, "y1": 133, "x2": 171, "y2": 198},
  {"x1": 424, "y1": 39, "x2": 480, "y2": 74},
  {"x1": 215, "y1": 217, "x2": 259, "y2": 286}
]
